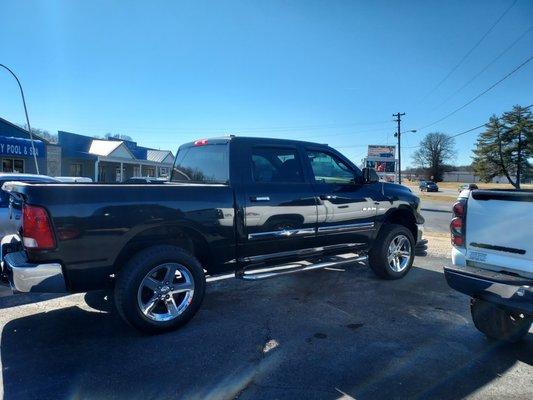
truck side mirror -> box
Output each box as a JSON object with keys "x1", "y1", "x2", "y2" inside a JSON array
[{"x1": 362, "y1": 167, "x2": 379, "y2": 183}]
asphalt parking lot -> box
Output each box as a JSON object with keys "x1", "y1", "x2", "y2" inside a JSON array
[{"x1": 1, "y1": 255, "x2": 531, "y2": 400}]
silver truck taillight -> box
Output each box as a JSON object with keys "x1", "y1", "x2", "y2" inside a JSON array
[{"x1": 451, "y1": 200, "x2": 465, "y2": 247}]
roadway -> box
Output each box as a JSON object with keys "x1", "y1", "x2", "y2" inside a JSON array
[{"x1": 419, "y1": 200, "x2": 453, "y2": 234}]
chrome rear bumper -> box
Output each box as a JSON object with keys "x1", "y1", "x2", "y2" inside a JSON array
[{"x1": 2, "y1": 251, "x2": 67, "y2": 293}]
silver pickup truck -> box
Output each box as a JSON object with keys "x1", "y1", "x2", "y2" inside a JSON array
[
  {"x1": 444, "y1": 189, "x2": 532, "y2": 342},
  {"x1": 0, "y1": 173, "x2": 59, "y2": 238}
]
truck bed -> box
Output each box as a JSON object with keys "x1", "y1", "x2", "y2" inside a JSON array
[{"x1": 3, "y1": 182, "x2": 236, "y2": 291}]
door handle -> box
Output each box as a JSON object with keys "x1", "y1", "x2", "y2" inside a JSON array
[
  {"x1": 319, "y1": 194, "x2": 337, "y2": 200},
  {"x1": 250, "y1": 196, "x2": 270, "y2": 202}
]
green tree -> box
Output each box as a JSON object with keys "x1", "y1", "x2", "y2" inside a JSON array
[
  {"x1": 412, "y1": 132, "x2": 455, "y2": 182},
  {"x1": 472, "y1": 105, "x2": 532, "y2": 188}
]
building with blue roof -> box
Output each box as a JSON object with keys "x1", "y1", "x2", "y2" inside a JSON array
[
  {"x1": 0, "y1": 116, "x2": 59, "y2": 175},
  {"x1": 58, "y1": 131, "x2": 174, "y2": 182}
]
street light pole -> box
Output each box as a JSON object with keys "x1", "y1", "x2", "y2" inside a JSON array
[{"x1": 0, "y1": 64, "x2": 40, "y2": 174}]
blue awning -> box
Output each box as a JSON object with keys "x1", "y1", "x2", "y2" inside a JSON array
[{"x1": 0, "y1": 136, "x2": 45, "y2": 159}]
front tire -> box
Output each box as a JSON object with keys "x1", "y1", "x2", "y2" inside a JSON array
[
  {"x1": 114, "y1": 245, "x2": 206, "y2": 334},
  {"x1": 470, "y1": 298, "x2": 531, "y2": 342},
  {"x1": 368, "y1": 223, "x2": 415, "y2": 280}
]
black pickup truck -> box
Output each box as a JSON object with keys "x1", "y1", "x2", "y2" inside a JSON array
[{"x1": 2, "y1": 137, "x2": 424, "y2": 333}]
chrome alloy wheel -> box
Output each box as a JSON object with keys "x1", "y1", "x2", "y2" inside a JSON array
[
  {"x1": 137, "y1": 263, "x2": 195, "y2": 322},
  {"x1": 387, "y1": 234, "x2": 412, "y2": 272}
]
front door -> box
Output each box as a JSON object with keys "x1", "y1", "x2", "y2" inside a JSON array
[
  {"x1": 241, "y1": 145, "x2": 318, "y2": 263},
  {"x1": 305, "y1": 149, "x2": 377, "y2": 252}
]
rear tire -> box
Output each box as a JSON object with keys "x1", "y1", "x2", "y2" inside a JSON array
[
  {"x1": 114, "y1": 245, "x2": 206, "y2": 334},
  {"x1": 470, "y1": 298, "x2": 531, "y2": 343},
  {"x1": 368, "y1": 223, "x2": 415, "y2": 280}
]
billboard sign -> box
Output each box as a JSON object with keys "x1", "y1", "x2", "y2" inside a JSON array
[
  {"x1": 367, "y1": 160, "x2": 396, "y2": 173},
  {"x1": 368, "y1": 145, "x2": 395, "y2": 158}
]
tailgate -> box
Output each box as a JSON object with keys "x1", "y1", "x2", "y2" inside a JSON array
[{"x1": 465, "y1": 190, "x2": 533, "y2": 278}]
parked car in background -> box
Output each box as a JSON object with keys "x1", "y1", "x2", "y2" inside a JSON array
[
  {"x1": 123, "y1": 177, "x2": 168, "y2": 184},
  {"x1": 419, "y1": 180, "x2": 439, "y2": 192},
  {"x1": 1, "y1": 136, "x2": 424, "y2": 334},
  {"x1": 444, "y1": 189, "x2": 532, "y2": 342},
  {"x1": 0, "y1": 173, "x2": 60, "y2": 238},
  {"x1": 458, "y1": 183, "x2": 478, "y2": 192},
  {"x1": 55, "y1": 176, "x2": 93, "y2": 183}
]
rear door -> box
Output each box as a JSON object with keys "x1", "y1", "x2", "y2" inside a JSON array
[
  {"x1": 305, "y1": 147, "x2": 377, "y2": 252},
  {"x1": 241, "y1": 143, "x2": 318, "y2": 262}
]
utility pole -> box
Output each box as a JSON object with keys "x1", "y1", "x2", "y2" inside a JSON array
[
  {"x1": 516, "y1": 110, "x2": 522, "y2": 189},
  {"x1": 393, "y1": 112, "x2": 405, "y2": 184},
  {"x1": 0, "y1": 63, "x2": 40, "y2": 174}
]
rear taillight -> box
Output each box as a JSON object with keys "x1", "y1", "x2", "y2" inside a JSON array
[
  {"x1": 450, "y1": 201, "x2": 465, "y2": 247},
  {"x1": 451, "y1": 235, "x2": 464, "y2": 246},
  {"x1": 22, "y1": 204, "x2": 56, "y2": 250},
  {"x1": 452, "y1": 201, "x2": 464, "y2": 217}
]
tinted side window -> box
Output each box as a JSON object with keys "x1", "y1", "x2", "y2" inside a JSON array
[
  {"x1": 307, "y1": 151, "x2": 355, "y2": 184},
  {"x1": 171, "y1": 144, "x2": 229, "y2": 183},
  {"x1": 251, "y1": 147, "x2": 304, "y2": 183}
]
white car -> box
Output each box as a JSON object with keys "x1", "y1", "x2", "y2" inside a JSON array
[
  {"x1": 54, "y1": 176, "x2": 93, "y2": 183},
  {"x1": 444, "y1": 189, "x2": 532, "y2": 342}
]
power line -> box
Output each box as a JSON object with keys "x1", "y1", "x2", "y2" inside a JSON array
[
  {"x1": 420, "y1": 0, "x2": 518, "y2": 102},
  {"x1": 449, "y1": 123, "x2": 487, "y2": 138},
  {"x1": 334, "y1": 144, "x2": 369, "y2": 149},
  {"x1": 130, "y1": 126, "x2": 394, "y2": 144},
  {"x1": 415, "y1": 55, "x2": 533, "y2": 132},
  {"x1": 402, "y1": 124, "x2": 486, "y2": 149},
  {"x1": 292, "y1": 126, "x2": 393, "y2": 140},
  {"x1": 404, "y1": 104, "x2": 533, "y2": 149},
  {"x1": 54, "y1": 119, "x2": 393, "y2": 135},
  {"x1": 433, "y1": 24, "x2": 533, "y2": 111}
]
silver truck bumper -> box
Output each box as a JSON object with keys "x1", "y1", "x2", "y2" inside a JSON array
[
  {"x1": 416, "y1": 223, "x2": 424, "y2": 243},
  {"x1": 414, "y1": 223, "x2": 427, "y2": 256},
  {"x1": 444, "y1": 264, "x2": 533, "y2": 315},
  {"x1": 2, "y1": 251, "x2": 67, "y2": 293}
]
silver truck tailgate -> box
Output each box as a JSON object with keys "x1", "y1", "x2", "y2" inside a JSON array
[{"x1": 465, "y1": 190, "x2": 532, "y2": 278}]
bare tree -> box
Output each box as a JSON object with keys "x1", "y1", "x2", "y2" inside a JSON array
[
  {"x1": 104, "y1": 133, "x2": 133, "y2": 141},
  {"x1": 19, "y1": 124, "x2": 58, "y2": 143},
  {"x1": 413, "y1": 132, "x2": 455, "y2": 181}
]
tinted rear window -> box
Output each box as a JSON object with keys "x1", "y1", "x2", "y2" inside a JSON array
[
  {"x1": 252, "y1": 147, "x2": 304, "y2": 183},
  {"x1": 171, "y1": 144, "x2": 229, "y2": 183}
]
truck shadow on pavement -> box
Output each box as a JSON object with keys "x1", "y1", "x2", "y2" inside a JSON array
[{"x1": 1, "y1": 260, "x2": 531, "y2": 400}]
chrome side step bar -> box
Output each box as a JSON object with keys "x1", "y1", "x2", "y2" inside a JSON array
[{"x1": 235, "y1": 255, "x2": 367, "y2": 281}]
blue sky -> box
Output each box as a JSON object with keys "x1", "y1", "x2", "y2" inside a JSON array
[{"x1": 1, "y1": 0, "x2": 532, "y2": 167}]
